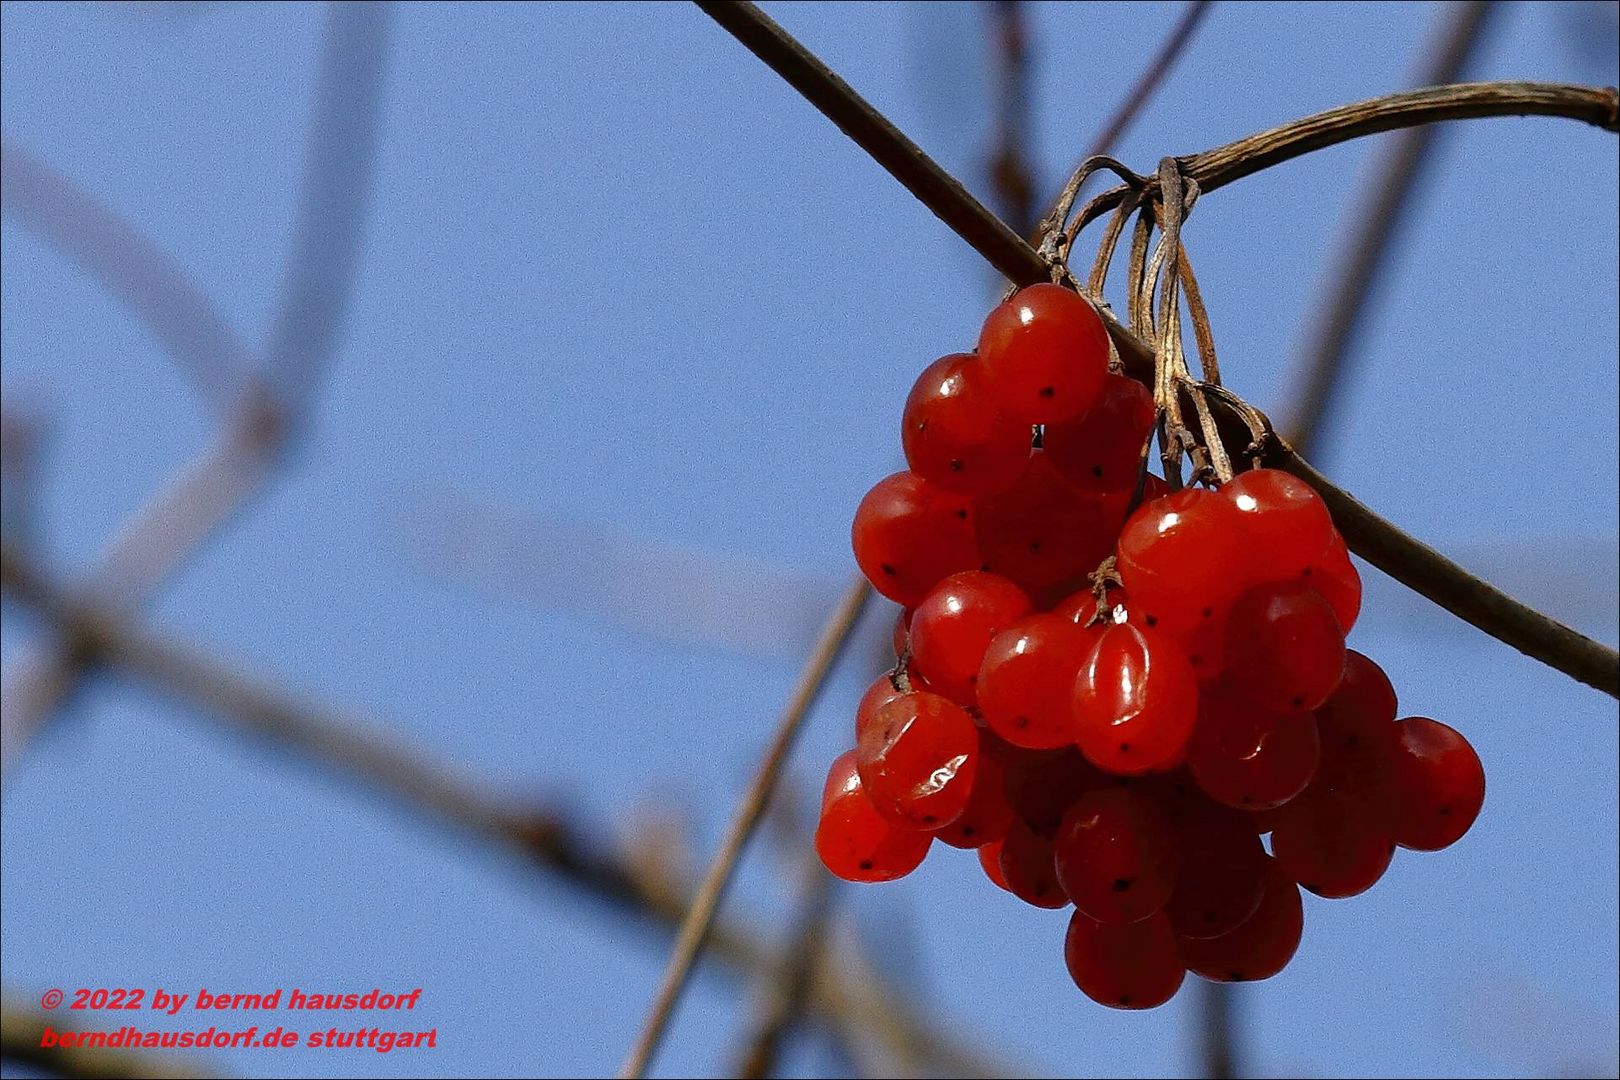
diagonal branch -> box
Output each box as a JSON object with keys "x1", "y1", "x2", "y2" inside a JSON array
[
  {"x1": 1, "y1": 1002, "x2": 213, "y2": 1080},
  {"x1": 617, "y1": 576, "x2": 873, "y2": 1079},
  {"x1": 691, "y1": 0, "x2": 1619, "y2": 698}
]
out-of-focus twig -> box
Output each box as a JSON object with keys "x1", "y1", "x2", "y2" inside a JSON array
[
  {"x1": 617, "y1": 576, "x2": 873, "y2": 1079},
  {"x1": 0, "y1": 544, "x2": 1014, "y2": 1079},
  {"x1": 0, "y1": 2, "x2": 393, "y2": 785},
  {"x1": 0, "y1": 1002, "x2": 214, "y2": 1080},
  {"x1": 1284, "y1": 0, "x2": 1497, "y2": 457},
  {"x1": 986, "y1": 1, "x2": 1037, "y2": 237},
  {"x1": 732, "y1": 864, "x2": 839, "y2": 1079}
]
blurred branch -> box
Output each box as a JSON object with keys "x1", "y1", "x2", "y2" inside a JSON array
[
  {"x1": 1284, "y1": 0, "x2": 1497, "y2": 457},
  {"x1": 692, "y1": 0, "x2": 1618, "y2": 697},
  {"x1": 0, "y1": 544, "x2": 1014, "y2": 1079},
  {"x1": 986, "y1": 1, "x2": 1036, "y2": 237},
  {"x1": 732, "y1": 864, "x2": 839, "y2": 1079},
  {"x1": 0, "y1": 2, "x2": 393, "y2": 784},
  {"x1": 618, "y1": 576, "x2": 873, "y2": 1079},
  {"x1": 0, "y1": 1003, "x2": 213, "y2": 1080},
  {"x1": 1196, "y1": 980, "x2": 1235, "y2": 1079}
]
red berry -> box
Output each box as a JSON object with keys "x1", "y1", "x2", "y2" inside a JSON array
[
  {"x1": 1222, "y1": 468, "x2": 1336, "y2": 582},
  {"x1": 1225, "y1": 581, "x2": 1346, "y2": 713},
  {"x1": 1271, "y1": 788, "x2": 1394, "y2": 898},
  {"x1": 974, "y1": 454, "x2": 1116, "y2": 594},
  {"x1": 1385, "y1": 717, "x2": 1484, "y2": 851},
  {"x1": 978, "y1": 838, "x2": 1012, "y2": 891},
  {"x1": 1073, "y1": 622, "x2": 1198, "y2": 774},
  {"x1": 1054, "y1": 786, "x2": 1178, "y2": 924},
  {"x1": 1064, "y1": 910, "x2": 1185, "y2": 1010},
  {"x1": 1043, "y1": 372, "x2": 1156, "y2": 493},
  {"x1": 909, "y1": 571, "x2": 1032, "y2": 704},
  {"x1": 1180, "y1": 855, "x2": 1303, "y2": 983},
  {"x1": 852, "y1": 471, "x2": 979, "y2": 606},
  {"x1": 1165, "y1": 807, "x2": 1267, "y2": 939},
  {"x1": 1117, "y1": 487, "x2": 1249, "y2": 634},
  {"x1": 816, "y1": 752, "x2": 932, "y2": 882},
  {"x1": 1312, "y1": 652, "x2": 1399, "y2": 803},
  {"x1": 999, "y1": 745, "x2": 1102, "y2": 836},
  {"x1": 976, "y1": 283, "x2": 1110, "y2": 424},
  {"x1": 997, "y1": 818, "x2": 1070, "y2": 909},
  {"x1": 1188, "y1": 681, "x2": 1321, "y2": 810},
  {"x1": 1303, "y1": 533, "x2": 1362, "y2": 634},
  {"x1": 977, "y1": 614, "x2": 1091, "y2": 749},
  {"x1": 856, "y1": 692, "x2": 980, "y2": 830},
  {"x1": 931, "y1": 745, "x2": 1015, "y2": 849},
  {"x1": 901, "y1": 353, "x2": 1033, "y2": 494},
  {"x1": 890, "y1": 608, "x2": 912, "y2": 660},
  {"x1": 854, "y1": 674, "x2": 906, "y2": 742}
]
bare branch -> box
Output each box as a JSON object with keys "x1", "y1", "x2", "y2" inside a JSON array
[
  {"x1": 618, "y1": 576, "x2": 873, "y2": 1079},
  {"x1": 986, "y1": 1, "x2": 1037, "y2": 237},
  {"x1": 692, "y1": 0, "x2": 1619, "y2": 696},
  {"x1": 731, "y1": 865, "x2": 839, "y2": 1078},
  {"x1": 1, "y1": 1002, "x2": 213, "y2": 1079},
  {"x1": 1283, "y1": 0, "x2": 1497, "y2": 456}
]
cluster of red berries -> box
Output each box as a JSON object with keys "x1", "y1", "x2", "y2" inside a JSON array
[{"x1": 817, "y1": 284, "x2": 1486, "y2": 1009}]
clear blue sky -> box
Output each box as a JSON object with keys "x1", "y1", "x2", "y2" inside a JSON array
[{"x1": 2, "y1": 2, "x2": 1616, "y2": 1078}]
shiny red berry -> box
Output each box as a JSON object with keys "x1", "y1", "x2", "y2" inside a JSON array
[
  {"x1": 816, "y1": 751, "x2": 932, "y2": 882},
  {"x1": 1042, "y1": 373, "x2": 1156, "y2": 494},
  {"x1": 999, "y1": 744, "x2": 1102, "y2": 836},
  {"x1": 852, "y1": 471, "x2": 979, "y2": 606},
  {"x1": 931, "y1": 745, "x2": 1015, "y2": 849},
  {"x1": 1271, "y1": 788, "x2": 1394, "y2": 898},
  {"x1": 1223, "y1": 467, "x2": 1336, "y2": 582},
  {"x1": 1302, "y1": 533, "x2": 1362, "y2": 634},
  {"x1": 1117, "y1": 487, "x2": 1249, "y2": 634},
  {"x1": 978, "y1": 838, "x2": 1012, "y2": 891},
  {"x1": 856, "y1": 692, "x2": 980, "y2": 830},
  {"x1": 1180, "y1": 855, "x2": 1303, "y2": 983},
  {"x1": 1165, "y1": 807, "x2": 1267, "y2": 939},
  {"x1": 997, "y1": 818, "x2": 1070, "y2": 909},
  {"x1": 854, "y1": 674, "x2": 906, "y2": 742},
  {"x1": 976, "y1": 283, "x2": 1110, "y2": 424},
  {"x1": 1385, "y1": 717, "x2": 1484, "y2": 851},
  {"x1": 901, "y1": 353, "x2": 1032, "y2": 495},
  {"x1": 1065, "y1": 909, "x2": 1185, "y2": 1010},
  {"x1": 1073, "y1": 622, "x2": 1198, "y2": 775},
  {"x1": 1054, "y1": 785, "x2": 1178, "y2": 924},
  {"x1": 1188, "y1": 681, "x2": 1321, "y2": 810},
  {"x1": 973, "y1": 454, "x2": 1116, "y2": 594},
  {"x1": 909, "y1": 570, "x2": 1032, "y2": 704},
  {"x1": 977, "y1": 614, "x2": 1092, "y2": 749},
  {"x1": 1224, "y1": 581, "x2": 1346, "y2": 713}
]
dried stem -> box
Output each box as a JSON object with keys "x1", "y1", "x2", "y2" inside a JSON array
[
  {"x1": 618, "y1": 576, "x2": 873, "y2": 1078},
  {"x1": 693, "y1": 0, "x2": 1618, "y2": 696},
  {"x1": 1284, "y1": 0, "x2": 1498, "y2": 456},
  {"x1": 0, "y1": 544, "x2": 1013, "y2": 1078},
  {"x1": 731, "y1": 865, "x2": 839, "y2": 1078},
  {"x1": 1, "y1": 1003, "x2": 212, "y2": 1080}
]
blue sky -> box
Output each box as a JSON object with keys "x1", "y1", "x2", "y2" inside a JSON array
[{"x1": 2, "y1": 2, "x2": 1616, "y2": 1078}]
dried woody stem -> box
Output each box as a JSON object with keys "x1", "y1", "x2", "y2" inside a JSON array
[
  {"x1": 695, "y1": 0, "x2": 1619, "y2": 698},
  {"x1": 0, "y1": 544, "x2": 1013, "y2": 1079},
  {"x1": 2, "y1": 1002, "x2": 212, "y2": 1080}
]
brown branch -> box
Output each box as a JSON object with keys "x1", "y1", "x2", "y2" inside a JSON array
[
  {"x1": 731, "y1": 865, "x2": 839, "y2": 1078},
  {"x1": 692, "y1": 0, "x2": 1619, "y2": 697},
  {"x1": 0, "y1": 547, "x2": 1008, "y2": 1077},
  {"x1": 1, "y1": 1003, "x2": 213, "y2": 1079},
  {"x1": 617, "y1": 575, "x2": 873, "y2": 1079},
  {"x1": 1284, "y1": 0, "x2": 1498, "y2": 456},
  {"x1": 1033, "y1": 0, "x2": 1213, "y2": 240}
]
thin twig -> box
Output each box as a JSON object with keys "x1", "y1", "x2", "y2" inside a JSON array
[
  {"x1": 1284, "y1": 0, "x2": 1497, "y2": 456},
  {"x1": 732, "y1": 865, "x2": 839, "y2": 1078},
  {"x1": 987, "y1": 1, "x2": 1037, "y2": 238},
  {"x1": 1, "y1": 1003, "x2": 213, "y2": 1079},
  {"x1": 1196, "y1": 980, "x2": 1235, "y2": 1080},
  {"x1": 1034, "y1": 0, "x2": 1213, "y2": 240},
  {"x1": 0, "y1": 545, "x2": 1015, "y2": 1079},
  {"x1": 618, "y1": 576, "x2": 873, "y2": 1079},
  {"x1": 692, "y1": 0, "x2": 1619, "y2": 697}
]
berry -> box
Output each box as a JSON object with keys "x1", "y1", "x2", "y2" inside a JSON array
[
  {"x1": 1117, "y1": 487, "x2": 1249, "y2": 635},
  {"x1": 1271, "y1": 788, "x2": 1394, "y2": 899},
  {"x1": 1180, "y1": 855, "x2": 1304, "y2": 983},
  {"x1": 1188, "y1": 681, "x2": 1320, "y2": 810},
  {"x1": 1385, "y1": 717, "x2": 1484, "y2": 851},
  {"x1": 856, "y1": 692, "x2": 980, "y2": 830},
  {"x1": 852, "y1": 471, "x2": 979, "y2": 606},
  {"x1": 1312, "y1": 652, "x2": 1399, "y2": 803},
  {"x1": 902, "y1": 353, "x2": 1032, "y2": 495},
  {"x1": 1073, "y1": 622, "x2": 1199, "y2": 774},
  {"x1": 854, "y1": 674, "x2": 906, "y2": 742},
  {"x1": 976, "y1": 283, "x2": 1110, "y2": 424},
  {"x1": 1064, "y1": 910, "x2": 1185, "y2": 1010},
  {"x1": 1000, "y1": 745, "x2": 1102, "y2": 836},
  {"x1": 1165, "y1": 807, "x2": 1267, "y2": 939},
  {"x1": 1304, "y1": 533, "x2": 1362, "y2": 634},
  {"x1": 1223, "y1": 467, "x2": 1336, "y2": 582},
  {"x1": 998, "y1": 818, "x2": 1070, "y2": 909},
  {"x1": 909, "y1": 570, "x2": 1032, "y2": 704},
  {"x1": 816, "y1": 752, "x2": 932, "y2": 882},
  {"x1": 1224, "y1": 581, "x2": 1346, "y2": 713},
  {"x1": 1042, "y1": 373, "x2": 1156, "y2": 494},
  {"x1": 978, "y1": 838, "x2": 1012, "y2": 891},
  {"x1": 977, "y1": 614, "x2": 1092, "y2": 749},
  {"x1": 931, "y1": 745, "x2": 1015, "y2": 848},
  {"x1": 1054, "y1": 786, "x2": 1178, "y2": 924},
  {"x1": 974, "y1": 454, "x2": 1117, "y2": 593},
  {"x1": 890, "y1": 608, "x2": 912, "y2": 660}
]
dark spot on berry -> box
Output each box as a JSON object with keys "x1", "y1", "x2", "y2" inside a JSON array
[
  {"x1": 968, "y1": 674, "x2": 977, "y2": 684},
  {"x1": 949, "y1": 459, "x2": 963, "y2": 472},
  {"x1": 1014, "y1": 715, "x2": 1029, "y2": 728},
  {"x1": 1202, "y1": 606, "x2": 1213, "y2": 618},
  {"x1": 1118, "y1": 994, "x2": 1133, "y2": 1006},
  {"x1": 1229, "y1": 970, "x2": 1246, "y2": 982},
  {"x1": 922, "y1": 814, "x2": 937, "y2": 824},
  {"x1": 961, "y1": 825, "x2": 976, "y2": 837},
  {"x1": 1302, "y1": 567, "x2": 1313, "y2": 576},
  {"x1": 880, "y1": 563, "x2": 896, "y2": 576},
  {"x1": 1291, "y1": 696, "x2": 1305, "y2": 708},
  {"x1": 1240, "y1": 794, "x2": 1253, "y2": 805},
  {"x1": 980, "y1": 564, "x2": 992, "y2": 571},
  {"x1": 858, "y1": 860, "x2": 873, "y2": 870},
  {"x1": 1439, "y1": 805, "x2": 1451, "y2": 815},
  {"x1": 1145, "y1": 615, "x2": 1158, "y2": 627},
  {"x1": 1029, "y1": 540, "x2": 1042, "y2": 552},
  {"x1": 1091, "y1": 465, "x2": 1104, "y2": 478},
  {"x1": 1190, "y1": 654, "x2": 1203, "y2": 665},
  {"x1": 1112, "y1": 877, "x2": 1133, "y2": 892},
  {"x1": 956, "y1": 509, "x2": 969, "y2": 519},
  {"x1": 1119, "y1": 742, "x2": 1131, "y2": 753},
  {"x1": 1345, "y1": 734, "x2": 1359, "y2": 747},
  {"x1": 1039, "y1": 386, "x2": 1055, "y2": 399}
]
